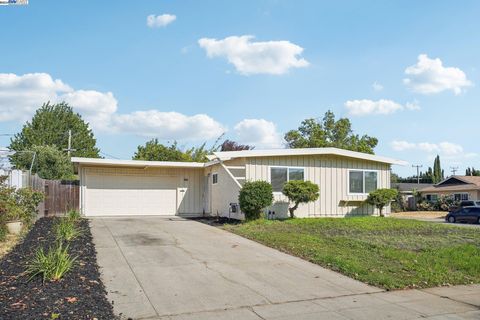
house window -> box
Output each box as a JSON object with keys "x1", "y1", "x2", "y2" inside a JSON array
[
  {"x1": 426, "y1": 194, "x2": 439, "y2": 202},
  {"x1": 348, "y1": 170, "x2": 378, "y2": 194},
  {"x1": 212, "y1": 173, "x2": 218, "y2": 185},
  {"x1": 270, "y1": 167, "x2": 305, "y2": 192},
  {"x1": 454, "y1": 193, "x2": 469, "y2": 201}
]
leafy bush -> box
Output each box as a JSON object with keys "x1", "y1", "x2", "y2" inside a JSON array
[
  {"x1": 366, "y1": 188, "x2": 398, "y2": 217},
  {"x1": 0, "y1": 223, "x2": 6, "y2": 241},
  {"x1": 27, "y1": 242, "x2": 76, "y2": 282},
  {"x1": 239, "y1": 181, "x2": 274, "y2": 220},
  {"x1": 417, "y1": 195, "x2": 457, "y2": 211},
  {"x1": 0, "y1": 180, "x2": 43, "y2": 227},
  {"x1": 282, "y1": 180, "x2": 319, "y2": 218},
  {"x1": 54, "y1": 218, "x2": 83, "y2": 242}
]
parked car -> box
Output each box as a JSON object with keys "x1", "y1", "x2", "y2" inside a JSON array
[
  {"x1": 448, "y1": 200, "x2": 480, "y2": 212},
  {"x1": 445, "y1": 206, "x2": 480, "y2": 224}
]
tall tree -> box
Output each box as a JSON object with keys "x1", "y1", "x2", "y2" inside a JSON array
[
  {"x1": 284, "y1": 111, "x2": 378, "y2": 154},
  {"x1": 432, "y1": 155, "x2": 443, "y2": 183},
  {"x1": 9, "y1": 102, "x2": 100, "y2": 159},
  {"x1": 220, "y1": 140, "x2": 254, "y2": 151}
]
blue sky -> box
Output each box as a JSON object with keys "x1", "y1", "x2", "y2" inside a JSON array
[{"x1": 0, "y1": 0, "x2": 479, "y2": 176}]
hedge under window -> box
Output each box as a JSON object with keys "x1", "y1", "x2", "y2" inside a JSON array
[{"x1": 270, "y1": 167, "x2": 304, "y2": 192}]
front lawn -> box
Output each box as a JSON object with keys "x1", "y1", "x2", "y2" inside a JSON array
[{"x1": 224, "y1": 217, "x2": 480, "y2": 290}]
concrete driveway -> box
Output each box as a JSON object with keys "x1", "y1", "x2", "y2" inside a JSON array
[{"x1": 91, "y1": 217, "x2": 480, "y2": 320}]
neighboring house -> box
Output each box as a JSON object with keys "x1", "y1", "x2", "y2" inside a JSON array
[
  {"x1": 392, "y1": 182, "x2": 433, "y2": 210},
  {"x1": 418, "y1": 176, "x2": 480, "y2": 202},
  {"x1": 71, "y1": 147, "x2": 405, "y2": 219}
]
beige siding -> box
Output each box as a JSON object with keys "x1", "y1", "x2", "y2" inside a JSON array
[
  {"x1": 204, "y1": 159, "x2": 245, "y2": 218},
  {"x1": 245, "y1": 155, "x2": 391, "y2": 218},
  {"x1": 79, "y1": 165, "x2": 204, "y2": 216}
]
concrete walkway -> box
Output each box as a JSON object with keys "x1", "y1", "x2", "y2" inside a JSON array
[{"x1": 91, "y1": 217, "x2": 480, "y2": 320}]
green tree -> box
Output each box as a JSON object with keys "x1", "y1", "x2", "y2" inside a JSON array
[
  {"x1": 284, "y1": 111, "x2": 378, "y2": 154},
  {"x1": 133, "y1": 139, "x2": 190, "y2": 161},
  {"x1": 432, "y1": 155, "x2": 443, "y2": 183},
  {"x1": 238, "y1": 181, "x2": 273, "y2": 220},
  {"x1": 366, "y1": 188, "x2": 398, "y2": 217},
  {"x1": 14, "y1": 145, "x2": 74, "y2": 180},
  {"x1": 282, "y1": 180, "x2": 319, "y2": 218},
  {"x1": 9, "y1": 102, "x2": 100, "y2": 159}
]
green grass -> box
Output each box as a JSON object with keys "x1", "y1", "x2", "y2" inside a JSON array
[{"x1": 224, "y1": 217, "x2": 480, "y2": 289}]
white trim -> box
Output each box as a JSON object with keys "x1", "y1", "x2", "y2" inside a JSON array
[
  {"x1": 269, "y1": 165, "x2": 306, "y2": 193},
  {"x1": 219, "y1": 162, "x2": 242, "y2": 189},
  {"x1": 209, "y1": 147, "x2": 406, "y2": 165},
  {"x1": 226, "y1": 166, "x2": 245, "y2": 170},
  {"x1": 347, "y1": 169, "x2": 380, "y2": 196},
  {"x1": 71, "y1": 157, "x2": 205, "y2": 168}
]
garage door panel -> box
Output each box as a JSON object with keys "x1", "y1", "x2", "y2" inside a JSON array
[{"x1": 85, "y1": 174, "x2": 178, "y2": 216}]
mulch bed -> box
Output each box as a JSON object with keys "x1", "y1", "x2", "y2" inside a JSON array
[
  {"x1": 0, "y1": 218, "x2": 116, "y2": 319},
  {"x1": 189, "y1": 216, "x2": 242, "y2": 227}
]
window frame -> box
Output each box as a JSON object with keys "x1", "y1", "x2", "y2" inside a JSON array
[
  {"x1": 347, "y1": 169, "x2": 379, "y2": 195},
  {"x1": 268, "y1": 166, "x2": 305, "y2": 193},
  {"x1": 212, "y1": 172, "x2": 218, "y2": 185},
  {"x1": 453, "y1": 193, "x2": 469, "y2": 201},
  {"x1": 425, "y1": 194, "x2": 439, "y2": 202}
]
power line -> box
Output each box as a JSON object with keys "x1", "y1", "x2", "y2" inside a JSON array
[
  {"x1": 450, "y1": 166, "x2": 459, "y2": 176},
  {"x1": 100, "y1": 151, "x2": 120, "y2": 159},
  {"x1": 412, "y1": 164, "x2": 423, "y2": 184}
]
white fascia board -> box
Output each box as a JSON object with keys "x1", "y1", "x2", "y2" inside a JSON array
[
  {"x1": 71, "y1": 157, "x2": 205, "y2": 168},
  {"x1": 212, "y1": 147, "x2": 406, "y2": 166}
]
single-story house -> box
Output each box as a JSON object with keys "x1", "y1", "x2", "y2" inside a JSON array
[
  {"x1": 391, "y1": 182, "x2": 433, "y2": 210},
  {"x1": 71, "y1": 147, "x2": 405, "y2": 219},
  {"x1": 418, "y1": 176, "x2": 480, "y2": 202}
]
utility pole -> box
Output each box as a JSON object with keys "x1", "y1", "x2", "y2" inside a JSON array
[
  {"x1": 412, "y1": 164, "x2": 423, "y2": 184},
  {"x1": 450, "y1": 166, "x2": 459, "y2": 176},
  {"x1": 64, "y1": 130, "x2": 76, "y2": 157}
]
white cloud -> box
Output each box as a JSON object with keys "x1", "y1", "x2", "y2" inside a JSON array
[
  {"x1": 345, "y1": 99, "x2": 419, "y2": 116},
  {"x1": 391, "y1": 140, "x2": 464, "y2": 156},
  {"x1": 234, "y1": 119, "x2": 283, "y2": 148},
  {"x1": 372, "y1": 81, "x2": 383, "y2": 91},
  {"x1": 0, "y1": 72, "x2": 225, "y2": 141},
  {"x1": 198, "y1": 35, "x2": 309, "y2": 75},
  {"x1": 110, "y1": 111, "x2": 225, "y2": 140},
  {"x1": 403, "y1": 54, "x2": 472, "y2": 95},
  {"x1": 146, "y1": 14, "x2": 176, "y2": 28}
]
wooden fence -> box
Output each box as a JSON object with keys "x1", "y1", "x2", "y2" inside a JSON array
[{"x1": 28, "y1": 174, "x2": 80, "y2": 217}]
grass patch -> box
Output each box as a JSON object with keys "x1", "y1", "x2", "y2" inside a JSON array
[
  {"x1": 0, "y1": 234, "x2": 20, "y2": 259},
  {"x1": 224, "y1": 217, "x2": 480, "y2": 289}
]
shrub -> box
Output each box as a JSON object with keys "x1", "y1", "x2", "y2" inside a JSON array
[
  {"x1": 66, "y1": 209, "x2": 82, "y2": 223},
  {"x1": 282, "y1": 180, "x2": 319, "y2": 218},
  {"x1": 27, "y1": 242, "x2": 76, "y2": 282},
  {"x1": 54, "y1": 218, "x2": 82, "y2": 242},
  {"x1": 366, "y1": 188, "x2": 398, "y2": 217},
  {"x1": 239, "y1": 181, "x2": 273, "y2": 220},
  {"x1": 0, "y1": 223, "x2": 6, "y2": 242},
  {"x1": 0, "y1": 181, "x2": 43, "y2": 227}
]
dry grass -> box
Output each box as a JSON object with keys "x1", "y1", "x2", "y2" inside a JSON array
[
  {"x1": 391, "y1": 211, "x2": 446, "y2": 219},
  {"x1": 0, "y1": 234, "x2": 20, "y2": 259}
]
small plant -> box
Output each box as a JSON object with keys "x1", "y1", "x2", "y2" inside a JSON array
[
  {"x1": 366, "y1": 188, "x2": 398, "y2": 217},
  {"x1": 282, "y1": 180, "x2": 319, "y2": 218},
  {"x1": 66, "y1": 209, "x2": 81, "y2": 223},
  {"x1": 27, "y1": 242, "x2": 76, "y2": 282},
  {"x1": 238, "y1": 181, "x2": 274, "y2": 220},
  {"x1": 54, "y1": 218, "x2": 82, "y2": 242}
]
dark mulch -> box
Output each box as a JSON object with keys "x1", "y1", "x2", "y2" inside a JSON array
[
  {"x1": 189, "y1": 216, "x2": 242, "y2": 227},
  {"x1": 0, "y1": 218, "x2": 116, "y2": 320}
]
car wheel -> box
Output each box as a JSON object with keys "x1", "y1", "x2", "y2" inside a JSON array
[
  {"x1": 448, "y1": 216, "x2": 456, "y2": 223},
  {"x1": 477, "y1": 217, "x2": 480, "y2": 224}
]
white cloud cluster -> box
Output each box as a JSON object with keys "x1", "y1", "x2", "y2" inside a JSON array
[
  {"x1": 404, "y1": 54, "x2": 472, "y2": 95},
  {"x1": 146, "y1": 14, "x2": 176, "y2": 28},
  {"x1": 344, "y1": 99, "x2": 419, "y2": 116},
  {"x1": 0, "y1": 73, "x2": 225, "y2": 141},
  {"x1": 198, "y1": 35, "x2": 309, "y2": 75},
  {"x1": 391, "y1": 140, "x2": 464, "y2": 156},
  {"x1": 233, "y1": 119, "x2": 283, "y2": 148}
]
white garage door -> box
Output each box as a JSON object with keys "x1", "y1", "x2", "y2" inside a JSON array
[{"x1": 85, "y1": 173, "x2": 178, "y2": 216}]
